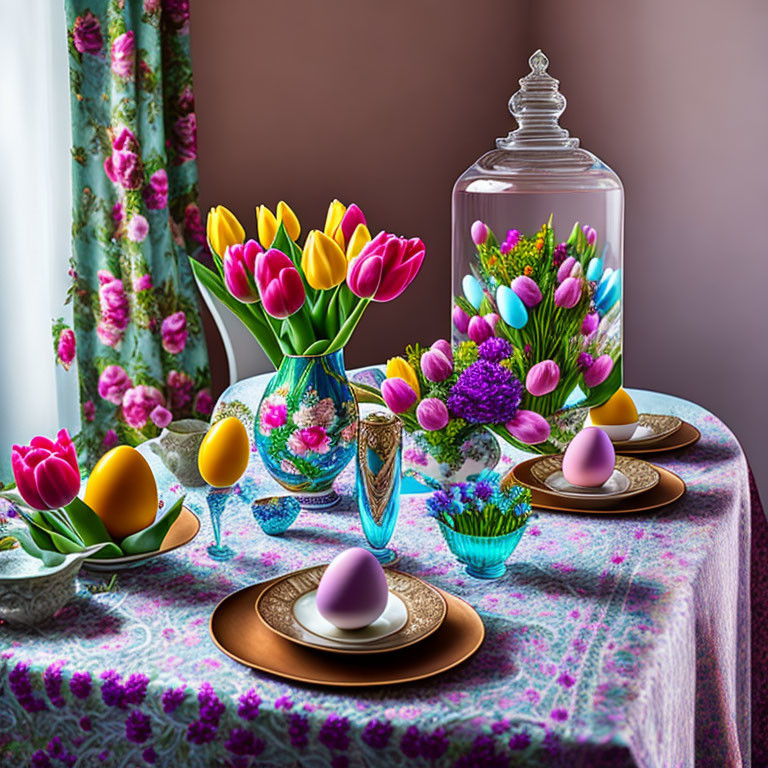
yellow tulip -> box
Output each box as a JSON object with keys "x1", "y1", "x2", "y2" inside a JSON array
[
  {"x1": 276, "y1": 201, "x2": 301, "y2": 241},
  {"x1": 256, "y1": 205, "x2": 278, "y2": 249},
  {"x1": 323, "y1": 199, "x2": 346, "y2": 249},
  {"x1": 207, "y1": 205, "x2": 245, "y2": 258},
  {"x1": 346, "y1": 223, "x2": 371, "y2": 262},
  {"x1": 301, "y1": 230, "x2": 347, "y2": 290},
  {"x1": 386, "y1": 357, "x2": 420, "y2": 398}
]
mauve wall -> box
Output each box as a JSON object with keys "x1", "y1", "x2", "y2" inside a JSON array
[{"x1": 190, "y1": 0, "x2": 768, "y2": 497}]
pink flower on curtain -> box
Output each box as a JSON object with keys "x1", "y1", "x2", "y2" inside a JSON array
[
  {"x1": 167, "y1": 370, "x2": 194, "y2": 411},
  {"x1": 112, "y1": 201, "x2": 124, "y2": 224},
  {"x1": 143, "y1": 169, "x2": 168, "y2": 210},
  {"x1": 57, "y1": 329, "x2": 76, "y2": 370},
  {"x1": 178, "y1": 86, "x2": 195, "y2": 113},
  {"x1": 104, "y1": 128, "x2": 143, "y2": 189},
  {"x1": 133, "y1": 274, "x2": 153, "y2": 292},
  {"x1": 103, "y1": 430, "x2": 119, "y2": 449},
  {"x1": 111, "y1": 31, "x2": 135, "y2": 79},
  {"x1": 97, "y1": 271, "x2": 130, "y2": 346},
  {"x1": 127, "y1": 215, "x2": 149, "y2": 243},
  {"x1": 194, "y1": 389, "x2": 213, "y2": 416},
  {"x1": 98, "y1": 365, "x2": 133, "y2": 405},
  {"x1": 83, "y1": 400, "x2": 96, "y2": 422},
  {"x1": 122, "y1": 385, "x2": 165, "y2": 429},
  {"x1": 73, "y1": 11, "x2": 103, "y2": 55},
  {"x1": 184, "y1": 204, "x2": 207, "y2": 249},
  {"x1": 165, "y1": 0, "x2": 191, "y2": 31},
  {"x1": 173, "y1": 114, "x2": 197, "y2": 162},
  {"x1": 161, "y1": 312, "x2": 188, "y2": 354},
  {"x1": 150, "y1": 405, "x2": 173, "y2": 428},
  {"x1": 143, "y1": 0, "x2": 161, "y2": 14}
]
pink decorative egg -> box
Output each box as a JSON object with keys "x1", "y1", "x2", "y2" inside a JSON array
[
  {"x1": 316, "y1": 548, "x2": 389, "y2": 629},
  {"x1": 562, "y1": 427, "x2": 615, "y2": 487}
]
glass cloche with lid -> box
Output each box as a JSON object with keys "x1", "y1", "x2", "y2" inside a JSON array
[{"x1": 452, "y1": 50, "x2": 623, "y2": 453}]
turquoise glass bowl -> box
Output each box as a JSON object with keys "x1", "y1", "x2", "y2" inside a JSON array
[
  {"x1": 437, "y1": 519, "x2": 528, "y2": 579},
  {"x1": 251, "y1": 496, "x2": 301, "y2": 536}
]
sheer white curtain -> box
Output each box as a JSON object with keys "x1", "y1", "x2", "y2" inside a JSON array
[{"x1": 0, "y1": 0, "x2": 78, "y2": 479}]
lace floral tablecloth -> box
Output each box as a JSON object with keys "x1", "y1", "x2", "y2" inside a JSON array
[{"x1": 0, "y1": 384, "x2": 762, "y2": 768}]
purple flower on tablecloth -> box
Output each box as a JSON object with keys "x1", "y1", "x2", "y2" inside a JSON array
[
  {"x1": 198, "y1": 681, "x2": 225, "y2": 725},
  {"x1": 448, "y1": 360, "x2": 523, "y2": 424},
  {"x1": 275, "y1": 695, "x2": 294, "y2": 710},
  {"x1": 73, "y1": 11, "x2": 103, "y2": 55},
  {"x1": 186, "y1": 720, "x2": 217, "y2": 744},
  {"x1": 509, "y1": 731, "x2": 531, "y2": 750},
  {"x1": 46, "y1": 737, "x2": 76, "y2": 767},
  {"x1": 491, "y1": 720, "x2": 510, "y2": 734},
  {"x1": 318, "y1": 713, "x2": 350, "y2": 751},
  {"x1": 400, "y1": 726, "x2": 421, "y2": 758},
  {"x1": 173, "y1": 113, "x2": 197, "y2": 162},
  {"x1": 111, "y1": 31, "x2": 135, "y2": 79},
  {"x1": 331, "y1": 757, "x2": 349, "y2": 768},
  {"x1": 557, "y1": 671, "x2": 576, "y2": 688},
  {"x1": 80, "y1": 717, "x2": 92, "y2": 731},
  {"x1": 126, "y1": 709, "x2": 152, "y2": 743},
  {"x1": 225, "y1": 728, "x2": 266, "y2": 757},
  {"x1": 9, "y1": 661, "x2": 46, "y2": 713},
  {"x1": 550, "y1": 708, "x2": 569, "y2": 721},
  {"x1": 362, "y1": 719, "x2": 393, "y2": 749},
  {"x1": 161, "y1": 685, "x2": 186, "y2": 713},
  {"x1": 30, "y1": 751, "x2": 51, "y2": 768},
  {"x1": 478, "y1": 336, "x2": 513, "y2": 363},
  {"x1": 98, "y1": 751, "x2": 110, "y2": 762},
  {"x1": 288, "y1": 713, "x2": 310, "y2": 748},
  {"x1": 100, "y1": 670, "x2": 126, "y2": 708},
  {"x1": 142, "y1": 747, "x2": 157, "y2": 764},
  {"x1": 43, "y1": 662, "x2": 66, "y2": 708},
  {"x1": 418, "y1": 727, "x2": 449, "y2": 761},
  {"x1": 454, "y1": 734, "x2": 508, "y2": 768},
  {"x1": 143, "y1": 169, "x2": 168, "y2": 210},
  {"x1": 162, "y1": 311, "x2": 188, "y2": 354},
  {"x1": 124, "y1": 673, "x2": 150, "y2": 704},
  {"x1": 237, "y1": 689, "x2": 261, "y2": 720}
]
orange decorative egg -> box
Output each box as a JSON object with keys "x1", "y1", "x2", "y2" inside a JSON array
[
  {"x1": 198, "y1": 417, "x2": 250, "y2": 488},
  {"x1": 84, "y1": 446, "x2": 158, "y2": 539},
  {"x1": 589, "y1": 388, "x2": 639, "y2": 441}
]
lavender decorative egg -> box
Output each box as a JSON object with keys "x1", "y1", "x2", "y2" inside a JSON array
[
  {"x1": 316, "y1": 548, "x2": 389, "y2": 630},
  {"x1": 562, "y1": 427, "x2": 615, "y2": 488}
]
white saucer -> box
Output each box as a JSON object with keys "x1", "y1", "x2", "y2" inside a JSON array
[
  {"x1": 293, "y1": 589, "x2": 408, "y2": 645},
  {"x1": 544, "y1": 469, "x2": 631, "y2": 499}
]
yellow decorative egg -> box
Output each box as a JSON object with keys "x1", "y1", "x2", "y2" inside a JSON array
[
  {"x1": 84, "y1": 446, "x2": 158, "y2": 539},
  {"x1": 589, "y1": 388, "x2": 639, "y2": 441},
  {"x1": 198, "y1": 417, "x2": 250, "y2": 488}
]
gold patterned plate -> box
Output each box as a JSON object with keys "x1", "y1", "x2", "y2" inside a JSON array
[
  {"x1": 615, "y1": 420, "x2": 701, "y2": 455},
  {"x1": 611, "y1": 414, "x2": 682, "y2": 447},
  {"x1": 255, "y1": 565, "x2": 447, "y2": 654},
  {"x1": 82, "y1": 506, "x2": 200, "y2": 572},
  {"x1": 210, "y1": 577, "x2": 484, "y2": 687},
  {"x1": 506, "y1": 460, "x2": 685, "y2": 514},
  {"x1": 526, "y1": 455, "x2": 659, "y2": 504}
]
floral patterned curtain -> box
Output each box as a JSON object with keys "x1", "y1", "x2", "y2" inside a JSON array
[{"x1": 58, "y1": 0, "x2": 211, "y2": 467}]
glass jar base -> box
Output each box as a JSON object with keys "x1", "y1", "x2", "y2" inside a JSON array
[
  {"x1": 465, "y1": 562, "x2": 507, "y2": 579},
  {"x1": 293, "y1": 489, "x2": 340, "y2": 510},
  {"x1": 207, "y1": 543, "x2": 235, "y2": 561},
  {"x1": 365, "y1": 547, "x2": 399, "y2": 567}
]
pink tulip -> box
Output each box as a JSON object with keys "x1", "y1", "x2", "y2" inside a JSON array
[
  {"x1": 510, "y1": 275, "x2": 542, "y2": 308},
  {"x1": 347, "y1": 232, "x2": 425, "y2": 302},
  {"x1": 582, "y1": 225, "x2": 597, "y2": 246},
  {"x1": 339, "y1": 204, "x2": 367, "y2": 243},
  {"x1": 554, "y1": 277, "x2": 582, "y2": 309},
  {"x1": 470, "y1": 220, "x2": 489, "y2": 246},
  {"x1": 485, "y1": 313, "x2": 500, "y2": 333},
  {"x1": 254, "y1": 248, "x2": 306, "y2": 318},
  {"x1": 557, "y1": 256, "x2": 576, "y2": 284},
  {"x1": 581, "y1": 312, "x2": 599, "y2": 336},
  {"x1": 506, "y1": 410, "x2": 551, "y2": 444},
  {"x1": 421, "y1": 349, "x2": 452, "y2": 382},
  {"x1": 381, "y1": 378, "x2": 417, "y2": 414},
  {"x1": 416, "y1": 398, "x2": 449, "y2": 431},
  {"x1": 468, "y1": 315, "x2": 492, "y2": 344},
  {"x1": 11, "y1": 429, "x2": 81, "y2": 510},
  {"x1": 453, "y1": 305, "x2": 470, "y2": 334},
  {"x1": 526, "y1": 360, "x2": 560, "y2": 396},
  {"x1": 224, "y1": 240, "x2": 263, "y2": 303},
  {"x1": 430, "y1": 339, "x2": 453, "y2": 364},
  {"x1": 583, "y1": 355, "x2": 614, "y2": 388}
]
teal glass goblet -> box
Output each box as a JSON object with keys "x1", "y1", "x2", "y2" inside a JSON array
[
  {"x1": 206, "y1": 487, "x2": 234, "y2": 561},
  {"x1": 356, "y1": 412, "x2": 402, "y2": 565}
]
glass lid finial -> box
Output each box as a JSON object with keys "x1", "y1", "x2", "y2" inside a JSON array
[{"x1": 496, "y1": 50, "x2": 579, "y2": 151}]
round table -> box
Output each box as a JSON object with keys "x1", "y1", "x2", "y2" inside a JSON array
[{"x1": 0, "y1": 385, "x2": 761, "y2": 767}]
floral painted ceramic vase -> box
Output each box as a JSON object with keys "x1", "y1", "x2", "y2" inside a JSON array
[{"x1": 254, "y1": 350, "x2": 358, "y2": 509}]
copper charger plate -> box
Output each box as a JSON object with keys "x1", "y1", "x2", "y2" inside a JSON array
[
  {"x1": 504, "y1": 460, "x2": 685, "y2": 514},
  {"x1": 615, "y1": 420, "x2": 701, "y2": 455},
  {"x1": 83, "y1": 506, "x2": 200, "y2": 571},
  {"x1": 210, "y1": 578, "x2": 484, "y2": 687}
]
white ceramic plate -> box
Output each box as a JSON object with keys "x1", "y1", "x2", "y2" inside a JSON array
[
  {"x1": 293, "y1": 589, "x2": 407, "y2": 645},
  {"x1": 543, "y1": 469, "x2": 631, "y2": 498}
]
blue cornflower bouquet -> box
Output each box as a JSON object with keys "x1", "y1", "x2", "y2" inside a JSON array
[{"x1": 426, "y1": 470, "x2": 531, "y2": 538}]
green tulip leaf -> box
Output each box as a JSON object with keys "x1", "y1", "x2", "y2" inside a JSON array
[
  {"x1": 19, "y1": 513, "x2": 57, "y2": 552},
  {"x1": 351, "y1": 382, "x2": 385, "y2": 405},
  {"x1": 39, "y1": 510, "x2": 83, "y2": 545},
  {"x1": 120, "y1": 496, "x2": 185, "y2": 555},
  {"x1": 87, "y1": 542, "x2": 124, "y2": 559},
  {"x1": 65, "y1": 497, "x2": 114, "y2": 546},
  {"x1": 12, "y1": 528, "x2": 66, "y2": 567},
  {"x1": 48, "y1": 529, "x2": 86, "y2": 555},
  {"x1": 303, "y1": 339, "x2": 331, "y2": 356}
]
